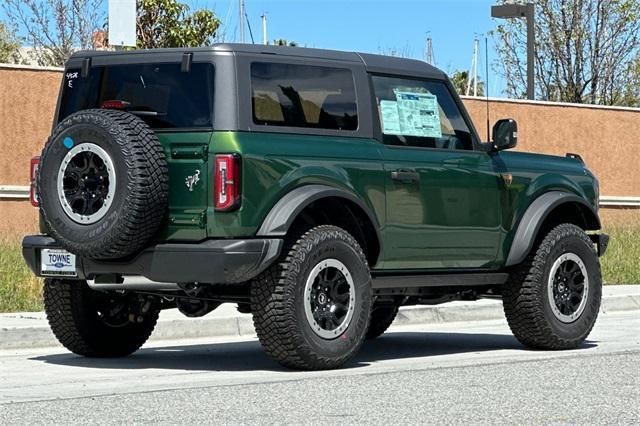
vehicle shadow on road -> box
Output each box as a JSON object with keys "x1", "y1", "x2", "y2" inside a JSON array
[{"x1": 30, "y1": 331, "x2": 598, "y2": 372}]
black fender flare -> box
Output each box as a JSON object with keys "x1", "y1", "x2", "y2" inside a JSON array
[
  {"x1": 505, "y1": 191, "x2": 601, "y2": 266},
  {"x1": 256, "y1": 184, "x2": 382, "y2": 250}
]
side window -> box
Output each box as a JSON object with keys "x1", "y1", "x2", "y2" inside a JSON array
[
  {"x1": 250, "y1": 62, "x2": 358, "y2": 131},
  {"x1": 371, "y1": 75, "x2": 473, "y2": 150}
]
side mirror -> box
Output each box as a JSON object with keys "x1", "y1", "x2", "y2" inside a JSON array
[{"x1": 492, "y1": 119, "x2": 518, "y2": 151}]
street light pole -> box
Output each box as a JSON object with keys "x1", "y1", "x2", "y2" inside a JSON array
[
  {"x1": 239, "y1": 0, "x2": 245, "y2": 43},
  {"x1": 491, "y1": 2, "x2": 535, "y2": 100},
  {"x1": 261, "y1": 14, "x2": 268, "y2": 45},
  {"x1": 525, "y1": 3, "x2": 535, "y2": 100}
]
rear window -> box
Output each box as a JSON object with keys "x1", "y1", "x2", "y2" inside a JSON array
[
  {"x1": 250, "y1": 62, "x2": 358, "y2": 131},
  {"x1": 58, "y1": 63, "x2": 214, "y2": 129}
]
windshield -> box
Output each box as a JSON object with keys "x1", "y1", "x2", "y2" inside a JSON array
[{"x1": 58, "y1": 63, "x2": 214, "y2": 129}]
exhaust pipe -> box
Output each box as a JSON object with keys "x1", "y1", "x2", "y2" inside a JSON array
[{"x1": 87, "y1": 276, "x2": 180, "y2": 291}]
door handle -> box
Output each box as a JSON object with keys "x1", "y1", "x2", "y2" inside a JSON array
[{"x1": 391, "y1": 169, "x2": 419, "y2": 183}]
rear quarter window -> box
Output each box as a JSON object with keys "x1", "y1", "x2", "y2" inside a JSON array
[
  {"x1": 250, "y1": 62, "x2": 358, "y2": 131},
  {"x1": 58, "y1": 63, "x2": 214, "y2": 129}
]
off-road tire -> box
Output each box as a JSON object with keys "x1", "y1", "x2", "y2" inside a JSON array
[
  {"x1": 38, "y1": 109, "x2": 168, "y2": 259},
  {"x1": 250, "y1": 225, "x2": 372, "y2": 370},
  {"x1": 44, "y1": 278, "x2": 159, "y2": 357},
  {"x1": 366, "y1": 304, "x2": 399, "y2": 339},
  {"x1": 503, "y1": 224, "x2": 602, "y2": 350}
]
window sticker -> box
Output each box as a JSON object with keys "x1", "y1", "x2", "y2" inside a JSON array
[
  {"x1": 380, "y1": 100, "x2": 401, "y2": 134},
  {"x1": 381, "y1": 90, "x2": 442, "y2": 138}
]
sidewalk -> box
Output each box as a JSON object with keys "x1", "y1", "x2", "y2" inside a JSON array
[{"x1": 1, "y1": 285, "x2": 638, "y2": 350}]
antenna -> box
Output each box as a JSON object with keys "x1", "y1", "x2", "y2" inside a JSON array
[
  {"x1": 245, "y1": 9, "x2": 255, "y2": 44},
  {"x1": 485, "y1": 37, "x2": 490, "y2": 142}
]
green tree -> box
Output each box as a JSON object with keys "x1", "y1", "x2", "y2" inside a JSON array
[
  {"x1": 450, "y1": 70, "x2": 485, "y2": 97},
  {"x1": 136, "y1": 0, "x2": 220, "y2": 49},
  {"x1": 272, "y1": 39, "x2": 298, "y2": 47},
  {"x1": 619, "y1": 55, "x2": 640, "y2": 107},
  {"x1": 493, "y1": 0, "x2": 640, "y2": 106},
  {"x1": 0, "y1": 22, "x2": 21, "y2": 64}
]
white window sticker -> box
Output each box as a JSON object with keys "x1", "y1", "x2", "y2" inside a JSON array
[
  {"x1": 381, "y1": 90, "x2": 442, "y2": 138},
  {"x1": 379, "y1": 100, "x2": 402, "y2": 134}
]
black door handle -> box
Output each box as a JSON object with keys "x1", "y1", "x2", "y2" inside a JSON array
[{"x1": 391, "y1": 169, "x2": 419, "y2": 183}]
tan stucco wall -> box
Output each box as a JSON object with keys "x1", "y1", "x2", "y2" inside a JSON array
[
  {"x1": 0, "y1": 66, "x2": 638, "y2": 240},
  {"x1": 0, "y1": 66, "x2": 61, "y2": 240},
  {"x1": 0, "y1": 66, "x2": 62, "y2": 185}
]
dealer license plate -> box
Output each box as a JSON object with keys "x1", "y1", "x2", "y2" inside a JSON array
[{"x1": 40, "y1": 249, "x2": 77, "y2": 277}]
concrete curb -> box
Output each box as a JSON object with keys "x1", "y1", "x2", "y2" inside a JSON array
[{"x1": 1, "y1": 293, "x2": 638, "y2": 350}]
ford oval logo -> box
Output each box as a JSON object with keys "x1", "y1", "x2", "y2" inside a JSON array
[{"x1": 54, "y1": 262, "x2": 65, "y2": 268}]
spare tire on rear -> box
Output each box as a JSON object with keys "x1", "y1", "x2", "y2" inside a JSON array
[{"x1": 38, "y1": 109, "x2": 168, "y2": 259}]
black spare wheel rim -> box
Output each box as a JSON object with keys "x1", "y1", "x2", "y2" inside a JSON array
[
  {"x1": 58, "y1": 143, "x2": 116, "y2": 224},
  {"x1": 38, "y1": 109, "x2": 168, "y2": 259}
]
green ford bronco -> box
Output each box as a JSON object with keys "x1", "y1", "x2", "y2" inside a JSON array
[{"x1": 23, "y1": 44, "x2": 608, "y2": 370}]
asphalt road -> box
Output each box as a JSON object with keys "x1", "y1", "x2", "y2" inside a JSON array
[{"x1": 1, "y1": 311, "x2": 639, "y2": 425}]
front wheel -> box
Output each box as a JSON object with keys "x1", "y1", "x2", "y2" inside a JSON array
[
  {"x1": 44, "y1": 279, "x2": 159, "y2": 357},
  {"x1": 503, "y1": 224, "x2": 602, "y2": 350},
  {"x1": 250, "y1": 225, "x2": 372, "y2": 370}
]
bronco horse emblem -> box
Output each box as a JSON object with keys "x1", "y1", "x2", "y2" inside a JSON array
[{"x1": 185, "y1": 170, "x2": 201, "y2": 192}]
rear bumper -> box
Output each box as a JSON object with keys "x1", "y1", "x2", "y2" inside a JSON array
[{"x1": 22, "y1": 235, "x2": 283, "y2": 284}]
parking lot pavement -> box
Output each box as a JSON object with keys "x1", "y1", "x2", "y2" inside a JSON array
[
  {"x1": 2, "y1": 284, "x2": 638, "y2": 350},
  {"x1": 0, "y1": 311, "x2": 638, "y2": 424}
]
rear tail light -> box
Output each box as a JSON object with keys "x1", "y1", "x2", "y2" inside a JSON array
[
  {"x1": 100, "y1": 100, "x2": 131, "y2": 110},
  {"x1": 214, "y1": 153, "x2": 241, "y2": 211},
  {"x1": 30, "y1": 156, "x2": 40, "y2": 207}
]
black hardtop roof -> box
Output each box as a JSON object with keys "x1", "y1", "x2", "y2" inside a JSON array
[{"x1": 69, "y1": 43, "x2": 447, "y2": 80}]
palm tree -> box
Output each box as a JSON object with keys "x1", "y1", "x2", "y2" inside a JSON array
[{"x1": 450, "y1": 70, "x2": 484, "y2": 96}]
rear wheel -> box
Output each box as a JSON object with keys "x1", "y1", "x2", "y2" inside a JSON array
[
  {"x1": 44, "y1": 278, "x2": 159, "y2": 357},
  {"x1": 366, "y1": 304, "x2": 399, "y2": 339},
  {"x1": 503, "y1": 224, "x2": 602, "y2": 349},
  {"x1": 251, "y1": 225, "x2": 372, "y2": 370}
]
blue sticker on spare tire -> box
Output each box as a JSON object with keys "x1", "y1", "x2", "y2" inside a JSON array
[{"x1": 63, "y1": 137, "x2": 74, "y2": 149}]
